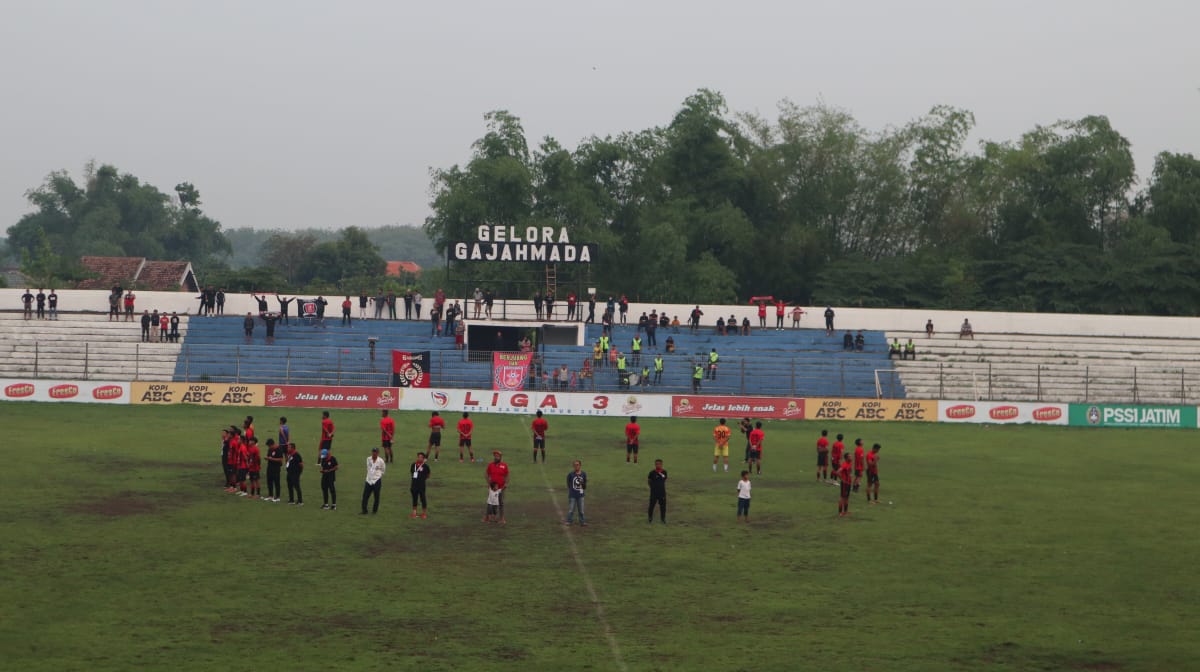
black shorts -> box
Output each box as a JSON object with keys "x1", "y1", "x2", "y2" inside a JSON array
[
  {"x1": 854, "y1": 468, "x2": 863, "y2": 478},
  {"x1": 249, "y1": 471, "x2": 260, "y2": 481},
  {"x1": 840, "y1": 482, "x2": 852, "y2": 498},
  {"x1": 429, "y1": 432, "x2": 441, "y2": 446},
  {"x1": 382, "y1": 440, "x2": 392, "y2": 449},
  {"x1": 626, "y1": 443, "x2": 639, "y2": 454},
  {"x1": 533, "y1": 437, "x2": 545, "y2": 449},
  {"x1": 867, "y1": 473, "x2": 879, "y2": 485},
  {"x1": 223, "y1": 463, "x2": 234, "y2": 476},
  {"x1": 817, "y1": 452, "x2": 828, "y2": 466},
  {"x1": 320, "y1": 439, "x2": 332, "y2": 451},
  {"x1": 459, "y1": 438, "x2": 471, "y2": 447},
  {"x1": 237, "y1": 468, "x2": 248, "y2": 482},
  {"x1": 748, "y1": 449, "x2": 761, "y2": 461}
]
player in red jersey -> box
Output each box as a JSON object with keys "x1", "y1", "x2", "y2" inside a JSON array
[
  {"x1": 225, "y1": 426, "x2": 242, "y2": 493},
  {"x1": 320, "y1": 411, "x2": 334, "y2": 452},
  {"x1": 865, "y1": 443, "x2": 881, "y2": 503},
  {"x1": 531, "y1": 410, "x2": 549, "y2": 463},
  {"x1": 852, "y1": 438, "x2": 866, "y2": 492},
  {"x1": 427, "y1": 411, "x2": 445, "y2": 462},
  {"x1": 243, "y1": 415, "x2": 256, "y2": 443},
  {"x1": 457, "y1": 412, "x2": 475, "y2": 463},
  {"x1": 816, "y1": 429, "x2": 830, "y2": 481},
  {"x1": 748, "y1": 421, "x2": 765, "y2": 475},
  {"x1": 829, "y1": 434, "x2": 845, "y2": 483},
  {"x1": 624, "y1": 416, "x2": 641, "y2": 464},
  {"x1": 380, "y1": 410, "x2": 396, "y2": 463},
  {"x1": 484, "y1": 450, "x2": 510, "y2": 525},
  {"x1": 234, "y1": 429, "x2": 250, "y2": 496},
  {"x1": 837, "y1": 453, "x2": 853, "y2": 516},
  {"x1": 245, "y1": 436, "x2": 262, "y2": 499}
]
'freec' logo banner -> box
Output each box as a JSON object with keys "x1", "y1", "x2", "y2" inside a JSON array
[{"x1": 939, "y1": 401, "x2": 1067, "y2": 424}]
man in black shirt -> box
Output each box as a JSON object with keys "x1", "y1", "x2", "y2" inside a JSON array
[
  {"x1": 216, "y1": 289, "x2": 225, "y2": 315},
  {"x1": 169, "y1": 313, "x2": 180, "y2": 342},
  {"x1": 252, "y1": 293, "x2": 270, "y2": 315},
  {"x1": 647, "y1": 459, "x2": 668, "y2": 524},
  {"x1": 586, "y1": 293, "x2": 595, "y2": 323},
  {"x1": 243, "y1": 313, "x2": 255, "y2": 341},
  {"x1": 285, "y1": 443, "x2": 304, "y2": 505},
  {"x1": 409, "y1": 452, "x2": 431, "y2": 518},
  {"x1": 319, "y1": 448, "x2": 338, "y2": 510},
  {"x1": 140, "y1": 310, "x2": 152, "y2": 342},
  {"x1": 403, "y1": 290, "x2": 413, "y2": 320},
  {"x1": 47, "y1": 289, "x2": 58, "y2": 320},
  {"x1": 276, "y1": 295, "x2": 293, "y2": 325},
  {"x1": 387, "y1": 291, "x2": 398, "y2": 320},
  {"x1": 264, "y1": 439, "x2": 285, "y2": 502},
  {"x1": 35, "y1": 289, "x2": 46, "y2": 319},
  {"x1": 21, "y1": 289, "x2": 33, "y2": 320},
  {"x1": 261, "y1": 313, "x2": 279, "y2": 344}
]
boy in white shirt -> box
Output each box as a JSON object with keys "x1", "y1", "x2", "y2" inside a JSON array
[{"x1": 736, "y1": 471, "x2": 752, "y2": 522}]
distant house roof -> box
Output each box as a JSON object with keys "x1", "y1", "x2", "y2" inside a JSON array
[
  {"x1": 77, "y1": 256, "x2": 199, "y2": 292},
  {"x1": 386, "y1": 261, "x2": 422, "y2": 277}
]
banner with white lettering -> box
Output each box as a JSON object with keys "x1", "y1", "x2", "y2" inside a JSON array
[
  {"x1": 392, "y1": 350, "x2": 431, "y2": 388},
  {"x1": 402, "y1": 388, "x2": 672, "y2": 417},
  {"x1": 493, "y1": 352, "x2": 533, "y2": 391}
]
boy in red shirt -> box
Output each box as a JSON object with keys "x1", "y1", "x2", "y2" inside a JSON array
[
  {"x1": 625, "y1": 416, "x2": 641, "y2": 464},
  {"x1": 245, "y1": 437, "x2": 262, "y2": 499},
  {"x1": 748, "y1": 421, "x2": 765, "y2": 475},
  {"x1": 866, "y1": 443, "x2": 881, "y2": 503},
  {"x1": 816, "y1": 429, "x2": 830, "y2": 481},
  {"x1": 531, "y1": 410, "x2": 549, "y2": 463},
  {"x1": 837, "y1": 453, "x2": 853, "y2": 516},
  {"x1": 427, "y1": 411, "x2": 445, "y2": 462},
  {"x1": 829, "y1": 434, "x2": 845, "y2": 483},
  {"x1": 380, "y1": 410, "x2": 395, "y2": 464},
  {"x1": 457, "y1": 412, "x2": 475, "y2": 463},
  {"x1": 852, "y1": 438, "x2": 866, "y2": 492}
]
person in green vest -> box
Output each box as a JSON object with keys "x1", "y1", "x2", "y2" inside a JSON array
[
  {"x1": 889, "y1": 338, "x2": 902, "y2": 359},
  {"x1": 903, "y1": 338, "x2": 916, "y2": 360},
  {"x1": 653, "y1": 355, "x2": 664, "y2": 385},
  {"x1": 692, "y1": 362, "x2": 703, "y2": 393},
  {"x1": 640, "y1": 365, "x2": 650, "y2": 389},
  {"x1": 707, "y1": 348, "x2": 719, "y2": 381},
  {"x1": 631, "y1": 334, "x2": 643, "y2": 367},
  {"x1": 598, "y1": 334, "x2": 610, "y2": 368},
  {"x1": 616, "y1": 352, "x2": 627, "y2": 374}
]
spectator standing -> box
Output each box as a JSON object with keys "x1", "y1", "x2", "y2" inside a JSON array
[
  {"x1": 413, "y1": 291, "x2": 423, "y2": 320},
  {"x1": 140, "y1": 310, "x2": 152, "y2": 342},
  {"x1": 19, "y1": 289, "x2": 32, "y2": 320},
  {"x1": 276, "y1": 295, "x2": 293, "y2": 325},
  {"x1": 533, "y1": 290, "x2": 543, "y2": 320},
  {"x1": 285, "y1": 443, "x2": 304, "y2": 505},
  {"x1": 243, "y1": 313, "x2": 255, "y2": 341},
  {"x1": 403, "y1": 289, "x2": 413, "y2": 320},
  {"x1": 169, "y1": 312, "x2": 180, "y2": 342},
  {"x1": 564, "y1": 460, "x2": 587, "y2": 526},
  {"x1": 484, "y1": 289, "x2": 495, "y2": 318},
  {"x1": 216, "y1": 289, "x2": 225, "y2": 315},
  {"x1": 791, "y1": 306, "x2": 804, "y2": 328},
  {"x1": 35, "y1": 289, "x2": 47, "y2": 320},
  {"x1": 925, "y1": 319, "x2": 934, "y2": 337},
  {"x1": 618, "y1": 294, "x2": 628, "y2": 324},
  {"x1": 775, "y1": 301, "x2": 786, "y2": 330},
  {"x1": 566, "y1": 292, "x2": 577, "y2": 321},
  {"x1": 757, "y1": 302, "x2": 767, "y2": 329},
  {"x1": 473, "y1": 287, "x2": 483, "y2": 319},
  {"x1": 824, "y1": 306, "x2": 835, "y2": 335},
  {"x1": 358, "y1": 292, "x2": 370, "y2": 320},
  {"x1": 409, "y1": 452, "x2": 431, "y2": 518},
  {"x1": 736, "y1": 471, "x2": 752, "y2": 522},
  {"x1": 360, "y1": 448, "x2": 386, "y2": 515},
  {"x1": 159, "y1": 312, "x2": 170, "y2": 342},
  {"x1": 647, "y1": 459, "x2": 668, "y2": 524},
  {"x1": 47, "y1": 289, "x2": 58, "y2": 320},
  {"x1": 108, "y1": 290, "x2": 120, "y2": 321},
  {"x1": 261, "y1": 313, "x2": 279, "y2": 344},
  {"x1": 341, "y1": 297, "x2": 353, "y2": 326},
  {"x1": 150, "y1": 309, "x2": 160, "y2": 341},
  {"x1": 387, "y1": 291, "x2": 397, "y2": 320},
  {"x1": 585, "y1": 293, "x2": 595, "y2": 323}
]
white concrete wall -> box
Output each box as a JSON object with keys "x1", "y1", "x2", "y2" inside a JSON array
[{"x1": 1, "y1": 288, "x2": 1197, "y2": 339}]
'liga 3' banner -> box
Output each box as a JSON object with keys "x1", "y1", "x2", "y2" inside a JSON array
[
  {"x1": 391, "y1": 350, "x2": 431, "y2": 388},
  {"x1": 493, "y1": 352, "x2": 532, "y2": 391}
]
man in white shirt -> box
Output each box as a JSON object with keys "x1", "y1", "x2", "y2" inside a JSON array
[{"x1": 361, "y1": 447, "x2": 387, "y2": 515}]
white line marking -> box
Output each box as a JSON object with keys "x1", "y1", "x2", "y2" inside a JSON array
[
  {"x1": 537, "y1": 460, "x2": 628, "y2": 672},
  {"x1": 515, "y1": 417, "x2": 626, "y2": 671}
]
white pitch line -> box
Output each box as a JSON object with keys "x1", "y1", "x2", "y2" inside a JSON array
[
  {"x1": 536, "y1": 460, "x2": 628, "y2": 672},
  {"x1": 514, "y1": 416, "x2": 626, "y2": 672}
]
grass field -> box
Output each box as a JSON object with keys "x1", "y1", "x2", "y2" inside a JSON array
[{"x1": 1, "y1": 403, "x2": 1197, "y2": 672}]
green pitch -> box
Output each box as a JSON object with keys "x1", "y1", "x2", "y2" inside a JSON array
[{"x1": 2, "y1": 404, "x2": 1195, "y2": 672}]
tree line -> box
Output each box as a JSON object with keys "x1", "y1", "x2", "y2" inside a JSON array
[
  {"x1": 425, "y1": 91, "x2": 1200, "y2": 315},
  {"x1": 3, "y1": 161, "x2": 438, "y2": 292}
]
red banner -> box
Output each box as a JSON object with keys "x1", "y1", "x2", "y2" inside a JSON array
[
  {"x1": 264, "y1": 385, "x2": 400, "y2": 409},
  {"x1": 671, "y1": 395, "x2": 805, "y2": 420},
  {"x1": 493, "y1": 352, "x2": 533, "y2": 391},
  {"x1": 391, "y1": 350, "x2": 431, "y2": 388}
]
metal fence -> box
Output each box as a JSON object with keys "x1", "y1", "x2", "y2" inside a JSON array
[{"x1": 9, "y1": 341, "x2": 1200, "y2": 404}]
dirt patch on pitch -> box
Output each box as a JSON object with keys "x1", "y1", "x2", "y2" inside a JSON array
[{"x1": 69, "y1": 490, "x2": 194, "y2": 517}]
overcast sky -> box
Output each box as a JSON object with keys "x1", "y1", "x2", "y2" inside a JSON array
[{"x1": 1, "y1": 0, "x2": 1197, "y2": 235}]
